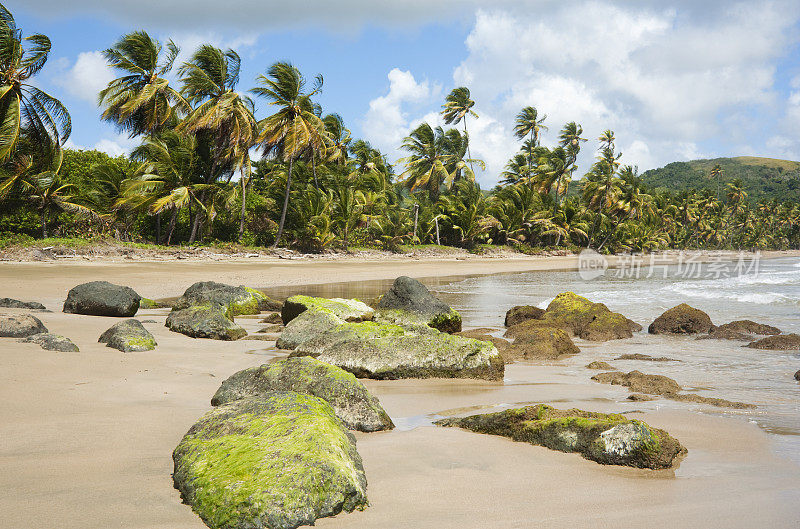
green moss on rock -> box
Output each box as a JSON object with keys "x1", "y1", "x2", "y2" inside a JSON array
[
  {"x1": 173, "y1": 281, "x2": 269, "y2": 317},
  {"x1": 166, "y1": 304, "x2": 246, "y2": 341},
  {"x1": 435, "y1": 404, "x2": 685, "y2": 469},
  {"x1": 211, "y1": 356, "x2": 394, "y2": 432},
  {"x1": 281, "y1": 295, "x2": 374, "y2": 325},
  {"x1": 99, "y1": 319, "x2": 157, "y2": 352},
  {"x1": 173, "y1": 392, "x2": 368, "y2": 529}
]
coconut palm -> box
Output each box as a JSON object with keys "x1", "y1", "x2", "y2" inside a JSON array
[
  {"x1": 99, "y1": 31, "x2": 185, "y2": 137},
  {"x1": 441, "y1": 87, "x2": 478, "y2": 172},
  {"x1": 398, "y1": 123, "x2": 450, "y2": 201},
  {"x1": 322, "y1": 113, "x2": 351, "y2": 166},
  {"x1": 252, "y1": 61, "x2": 324, "y2": 247},
  {"x1": 514, "y1": 106, "x2": 547, "y2": 173},
  {"x1": 0, "y1": 4, "x2": 70, "y2": 162},
  {"x1": 177, "y1": 45, "x2": 258, "y2": 242}
]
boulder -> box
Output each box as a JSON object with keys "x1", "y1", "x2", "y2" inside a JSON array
[
  {"x1": 276, "y1": 310, "x2": 343, "y2": 350},
  {"x1": 648, "y1": 303, "x2": 714, "y2": 335},
  {"x1": 173, "y1": 393, "x2": 368, "y2": 529},
  {"x1": 715, "y1": 320, "x2": 780, "y2": 336},
  {"x1": 795, "y1": 369, "x2": 800, "y2": 381},
  {"x1": 291, "y1": 322, "x2": 504, "y2": 381},
  {"x1": 435, "y1": 404, "x2": 685, "y2": 469},
  {"x1": 627, "y1": 393, "x2": 658, "y2": 402},
  {"x1": 455, "y1": 329, "x2": 512, "y2": 358},
  {"x1": 260, "y1": 312, "x2": 283, "y2": 324},
  {"x1": 591, "y1": 370, "x2": 682, "y2": 396},
  {"x1": 211, "y1": 357, "x2": 394, "y2": 432},
  {"x1": 697, "y1": 328, "x2": 752, "y2": 341},
  {"x1": 281, "y1": 295, "x2": 374, "y2": 325},
  {"x1": 166, "y1": 304, "x2": 246, "y2": 341},
  {"x1": 505, "y1": 292, "x2": 632, "y2": 342},
  {"x1": 99, "y1": 319, "x2": 157, "y2": 352},
  {"x1": 586, "y1": 361, "x2": 615, "y2": 370},
  {"x1": 504, "y1": 305, "x2": 545, "y2": 327},
  {"x1": 18, "y1": 332, "x2": 79, "y2": 352},
  {"x1": 0, "y1": 313, "x2": 48, "y2": 337},
  {"x1": 375, "y1": 276, "x2": 461, "y2": 333},
  {"x1": 504, "y1": 327, "x2": 580, "y2": 360},
  {"x1": 0, "y1": 298, "x2": 46, "y2": 310},
  {"x1": 746, "y1": 333, "x2": 800, "y2": 350},
  {"x1": 63, "y1": 281, "x2": 141, "y2": 317},
  {"x1": 173, "y1": 281, "x2": 275, "y2": 316},
  {"x1": 615, "y1": 353, "x2": 678, "y2": 362},
  {"x1": 671, "y1": 393, "x2": 755, "y2": 409}
]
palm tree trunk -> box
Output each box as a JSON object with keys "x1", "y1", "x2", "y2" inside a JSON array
[
  {"x1": 238, "y1": 176, "x2": 247, "y2": 241},
  {"x1": 464, "y1": 120, "x2": 474, "y2": 174},
  {"x1": 41, "y1": 211, "x2": 47, "y2": 239},
  {"x1": 156, "y1": 211, "x2": 161, "y2": 245},
  {"x1": 273, "y1": 159, "x2": 293, "y2": 249},
  {"x1": 167, "y1": 206, "x2": 178, "y2": 245},
  {"x1": 189, "y1": 203, "x2": 203, "y2": 244},
  {"x1": 312, "y1": 154, "x2": 319, "y2": 189}
]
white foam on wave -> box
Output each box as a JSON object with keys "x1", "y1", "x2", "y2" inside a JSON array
[{"x1": 666, "y1": 283, "x2": 789, "y2": 304}]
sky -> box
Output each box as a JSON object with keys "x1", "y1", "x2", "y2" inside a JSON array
[{"x1": 10, "y1": 0, "x2": 800, "y2": 187}]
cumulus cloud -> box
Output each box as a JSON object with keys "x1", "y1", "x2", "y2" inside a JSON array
[{"x1": 57, "y1": 51, "x2": 113, "y2": 104}]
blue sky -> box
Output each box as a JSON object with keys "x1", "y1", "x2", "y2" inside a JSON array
[{"x1": 11, "y1": 0, "x2": 800, "y2": 186}]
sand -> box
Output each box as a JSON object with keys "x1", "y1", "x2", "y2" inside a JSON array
[{"x1": 1, "y1": 255, "x2": 799, "y2": 529}]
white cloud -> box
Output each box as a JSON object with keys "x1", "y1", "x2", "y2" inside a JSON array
[
  {"x1": 58, "y1": 51, "x2": 113, "y2": 105},
  {"x1": 93, "y1": 134, "x2": 137, "y2": 157}
]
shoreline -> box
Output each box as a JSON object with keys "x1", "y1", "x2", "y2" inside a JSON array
[{"x1": 1, "y1": 253, "x2": 799, "y2": 528}]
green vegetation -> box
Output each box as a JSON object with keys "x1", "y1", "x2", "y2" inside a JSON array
[{"x1": 2, "y1": 3, "x2": 799, "y2": 254}]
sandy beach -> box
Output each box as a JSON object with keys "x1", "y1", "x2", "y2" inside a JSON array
[{"x1": 1, "y1": 254, "x2": 799, "y2": 528}]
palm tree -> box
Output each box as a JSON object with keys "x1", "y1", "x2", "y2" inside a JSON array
[
  {"x1": 398, "y1": 123, "x2": 450, "y2": 201},
  {"x1": 441, "y1": 87, "x2": 478, "y2": 172},
  {"x1": 99, "y1": 31, "x2": 186, "y2": 137},
  {"x1": 178, "y1": 45, "x2": 258, "y2": 243},
  {"x1": 710, "y1": 163, "x2": 724, "y2": 199},
  {"x1": 514, "y1": 106, "x2": 547, "y2": 174},
  {"x1": 0, "y1": 4, "x2": 71, "y2": 162},
  {"x1": 322, "y1": 113, "x2": 351, "y2": 166},
  {"x1": 252, "y1": 61, "x2": 324, "y2": 248}
]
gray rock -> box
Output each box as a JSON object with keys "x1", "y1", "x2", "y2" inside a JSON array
[
  {"x1": 173, "y1": 281, "x2": 275, "y2": 316},
  {"x1": 0, "y1": 298, "x2": 46, "y2": 310},
  {"x1": 504, "y1": 305, "x2": 545, "y2": 327},
  {"x1": 0, "y1": 313, "x2": 48, "y2": 337},
  {"x1": 99, "y1": 319, "x2": 157, "y2": 352},
  {"x1": 746, "y1": 333, "x2": 800, "y2": 350},
  {"x1": 211, "y1": 356, "x2": 394, "y2": 432},
  {"x1": 648, "y1": 303, "x2": 715, "y2": 335},
  {"x1": 18, "y1": 332, "x2": 79, "y2": 352},
  {"x1": 63, "y1": 281, "x2": 141, "y2": 317},
  {"x1": 795, "y1": 369, "x2": 800, "y2": 381},
  {"x1": 173, "y1": 392, "x2": 368, "y2": 529},
  {"x1": 276, "y1": 310, "x2": 341, "y2": 350},
  {"x1": 165, "y1": 304, "x2": 246, "y2": 340},
  {"x1": 600, "y1": 422, "x2": 656, "y2": 458},
  {"x1": 282, "y1": 295, "x2": 374, "y2": 325},
  {"x1": 375, "y1": 276, "x2": 461, "y2": 333}
]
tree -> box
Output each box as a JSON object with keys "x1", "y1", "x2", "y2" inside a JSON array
[
  {"x1": 710, "y1": 163, "x2": 724, "y2": 200},
  {"x1": 178, "y1": 45, "x2": 257, "y2": 242},
  {"x1": 513, "y1": 106, "x2": 547, "y2": 174},
  {"x1": 0, "y1": 4, "x2": 70, "y2": 162},
  {"x1": 99, "y1": 31, "x2": 185, "y2": 137},
  {"x1": 322, "y1": 113, "x2": 351, "y2": 166},
  {"x1": 252, "y1": 61, "x2": 324, "y2": 247},
  {"x1": 441, "y1": 87, "x2": 478, "y2": 172}
]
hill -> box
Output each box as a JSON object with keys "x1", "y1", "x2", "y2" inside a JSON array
[{"x1": 640, "y1": 156, "x2": 800, "y2": 203}]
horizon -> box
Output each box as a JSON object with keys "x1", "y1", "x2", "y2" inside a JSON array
[{"x1": 10, "y1": 0, "x2": 800, "y2": 187}]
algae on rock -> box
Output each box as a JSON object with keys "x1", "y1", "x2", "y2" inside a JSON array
[
  {"x1": 173, "y1": 281, "x2": 273, "y2": 317},
  {"x1": 99, "y1": 319, "x2": 157, "y2": 352},
  {"x1": 166, "y1": 304, "x2": 246, "y2": 341},
  {"x1": 211, "y1": 356, "x2": 394, "y2": 432},
  {"x1": 173, "y1": 392, "x2": 368, "y2": 529},
  {"x1": 374, "y1": 276, "x2": 462, "y2": 333},
  {"x1": 281, "y1": 295, "x2": 374, "y2": 325},
  {"x1": 435, "y1": 404, "x2": 685, "y2": 469}
]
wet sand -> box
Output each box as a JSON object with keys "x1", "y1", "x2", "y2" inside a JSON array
[{"x1": 1, "y1": 256, "x2": 799, "y2": 528}]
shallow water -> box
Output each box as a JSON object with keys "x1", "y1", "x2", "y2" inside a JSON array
[{"x1": 265, "y1": 257, "x2": 800, "y2": 463}]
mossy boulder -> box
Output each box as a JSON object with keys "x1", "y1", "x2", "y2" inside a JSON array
[
  {"x1": 715, "y1": 320, "x2": 780, "y2": 336},
  {"x1": 375, "y1": 276, "x2": 461, "y2": 333},
  {"x1": 276, "y1": 310, "x2": 343, "y2": 350},
  {"x1": 648, "y1": 303, "x2": 715, "y2": 335},
  {"x1": 291, "y1": 325, "x2": 504, "y2": 381},
  {"x1": 746, "y1": 333, "x2": 800, "y2": 350},
  {"x1": 18, "y1": 332, "x2": 79, "y2": 352},
  {"x1": 99, "y1": 319, "x2": 157, "y2": 352},
  {"x1": 211, "y1": 357, "x2": 394, "y2": 432},
  {"x1": 435, "y1": 404, "x2": 685, "y2": 469},
  {"x1": 138, "y1": 298, "x2": 159, "y2": 309},
  {"x1": 697, "y1": 328, "x2": 753, "y2": 341},
  {"x1": 281, "y1": 295, "x2": 374, "y2": 325},
  {"x1": 173, "y1": 392, "x2": 368, "y2": 529},
  {"x1": 504, "y1": 305, "x2": 545, "y2": 327},
  {"x1": 0, "y1": 313, "x2": 47, "y2": 337},
  {"x1": 173, "y1": 281, "x2": 273, "y2": 317},
  {"x1": 591, "y1": 370, "x2": 682, "y2": 396},
  {"x1": 0, "y1": 298, "x2": 46, "y2": 310},
  {"x1": 166, "y1": 304, "x2": 246, "y2": 341},
  {"x1": 541, "y1": 292, "x2": 633, "y2": 341},
  {"x1": 261, "y1": 312, "x2": 283, "y2": 324},
  {"x1": 615, "y1": 353, "x2": 677, "y2": 362},
  {"x1": 586, "y1": 361, "x2": 615, "y2": 370},
  {"x1": 455, "y1": 328, "x2": 512, "y2": 359},
  {"x1": 63, "y1": 281, "x2": 141, "y2": 317},
  {"x1": 504, "y1": 327, "x2": 580, "y2": 361}
]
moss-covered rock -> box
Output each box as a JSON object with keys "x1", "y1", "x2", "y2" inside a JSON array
[
  {"x1": 615, "y1": 353, "x2": 677, "y2": 362},
  {"x1": 697, "y1": 328, "x2": 753, "y2": 341},
  {"x1": 138, "y1": 298, "x2": 162, "y2": 309},
  {"x1": 166, "y1": 304, "x2": 246, "y2": 341},
  {"x1": 455, "y1": 329, "x2": 512, "y2": 360},
  {"x1": 63, "y1": 281, "x2": 141, "y2": 317},
  {"x1": 586, "y1": 361, "x2": 615, "y2": 370},
  {"x1": 648, "y1": 303, "x2": 715, "y2": 335},
  {"x1": 99, "y1": 319, "x2": 157, "y2": 352},
  {"x1": 18, "y1": 332, "x2": 79, "y2": 352},
  {"x1": 746, "y1": 333, "x2": 800, "y2": 350},
  {"x1": 435, "y1": 404, "x2": 685, "y2": 469},
  {"x1": 591, "y1": 370, "x2": 682, "y2": 395},
  {"x1": 173, "y1": 281, "x2": 273, "y2": 317},
  {"x1": 0, "y1": 297, "x2": 46, "y2": 310},
  {"x1": 715, "y1": 320, "x2": 781, "y2": 336},
  {"x1": 503, "y1": 326, "x2": 580, "y2": 360},
  {"x1": 504, "y1": 305, "x2": 546, "y2": 327},
  {"x1": 375, "y1": 276, "x2": 462, "y2": 333},
  {"x1": 281, "y1": 295, "x2": 374, "y2": 325},
  {"x1": 211, "y1": 357, "x2": 394, "y2": 432},
  {"x1": 173, "y1": 392, "x2": 368, "y2": 529},
  {"x1": 276, "y1": 310, "x2": 343, "y2": 350},
  {"x1": 260, "y1": 312, "x2": 283, "y2": 324},
  {"x1": 291, "y1": 326, "x2": 504, "y2": 381},
  {"x1": 0, "y1": 313, "x2": 48, "y2": 337}
]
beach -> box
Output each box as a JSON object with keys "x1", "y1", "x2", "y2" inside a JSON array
[{"x1": 1, "y1": 253, "x2": 799, "y2": 528}]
